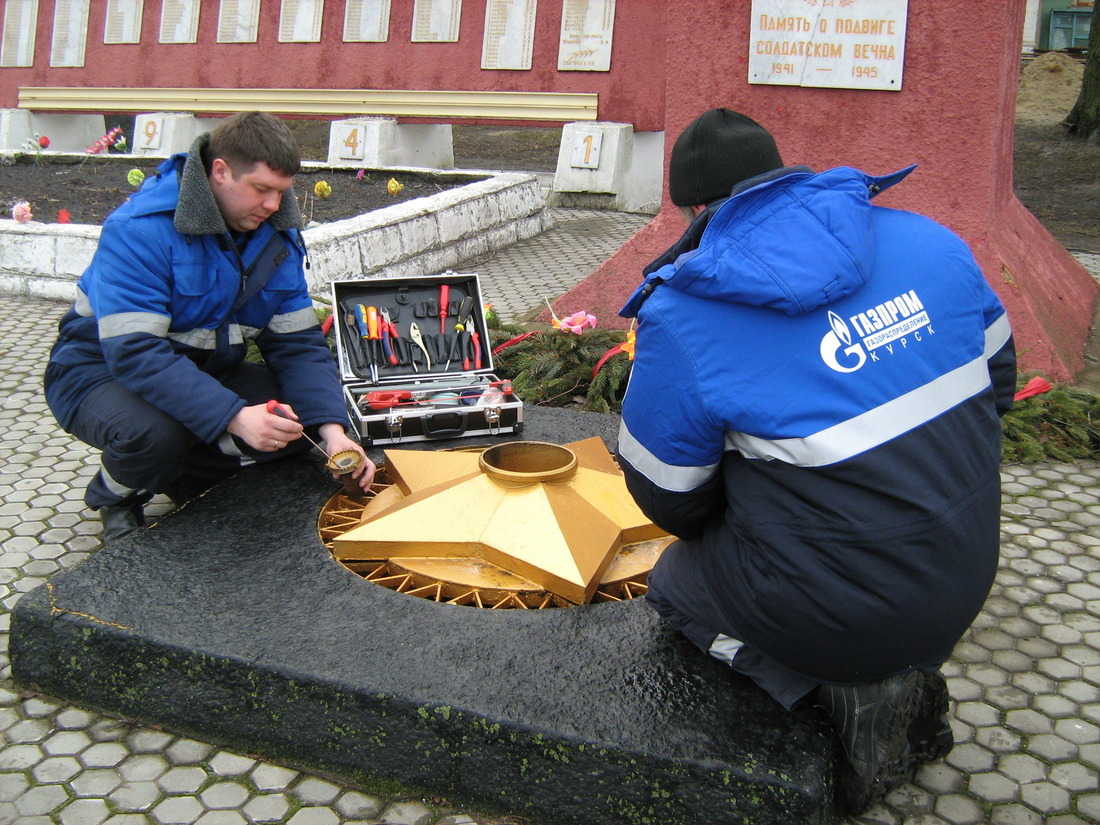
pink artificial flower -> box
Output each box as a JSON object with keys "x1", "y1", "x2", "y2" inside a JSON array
[
  {"x1": 557, "y1": 310, "x2": 597, "y2": 335},
  {"x1": 11, "y1": 201, "x2": 33, "y2": 223},
  {"x1": 356, "y1": 169, "x2": 366, "y2": 181}
]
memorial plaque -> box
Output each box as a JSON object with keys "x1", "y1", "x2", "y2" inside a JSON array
[
  {"x1": 217, "y1": 0, "x2": 261, "y2": 43},
  {"x1": 748, "y1": 0, "x2": 908, "y2": 92},
  {"x1": 104, "y1": 0, "x2": 143, "y2": 44},
  {"x1": 412, "y1": 0, "x2": 461, "y2": 42},
  {"x1": 51, "y1": 0, "x2": 91, "y2": 67},
  {"x1": 482, "y1": 0, "x2": 537, "y2": 70},
  {"x1": 279, "y1": 0, "x2": 324, "y2": 42},
  {"x1": 557, "y1": 0, "x2": 615, "y2": 72},
  {"x1": 0, "y1": 0, "x2": 39, "y2": 67},
  {"x1": 344, "y1": 0, "x2": 390, "y2": 41},
  {"x1": 160, "y1": 0, "x2": 199, "y2": 43}
]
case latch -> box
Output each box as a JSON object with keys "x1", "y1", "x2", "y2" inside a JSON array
[
  {"x1": 485, "y1": 406, "x2": 501, "y2": 435},
  {"x1": 386, "y1": 412, "x2": 404, "y2": 441}
]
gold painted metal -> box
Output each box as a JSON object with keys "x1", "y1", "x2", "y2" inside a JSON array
[
  {"x1": 18, "y1": 87, "x2": 599, "y2": 121},
  {"x1": 326, "y1": 449, "x2": 364, "y2": 496},
  {"x1": 322, "y1": 438, "x2": 671, "y2": 606}
]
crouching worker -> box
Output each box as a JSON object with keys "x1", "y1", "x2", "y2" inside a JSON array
[
  {"x1": 44, "y1": 112, "x2": 374, "y2": 542},
  {"x1": 616, "y1": 109, "x2": 1015, "y2": 814}
]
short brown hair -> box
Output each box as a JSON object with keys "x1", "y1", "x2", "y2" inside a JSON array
[{"x1": 207, "y1": 112, "x2": 300, "y2": 177}]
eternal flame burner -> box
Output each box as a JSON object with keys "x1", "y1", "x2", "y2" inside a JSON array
[{"x1": 321, "y1": 438, "x2": 671, "y2": 606}]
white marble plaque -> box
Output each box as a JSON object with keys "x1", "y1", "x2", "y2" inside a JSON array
[
  {"x1": 557, "y1": 0, "x2": 614, "y2": 72},
  {"x1": 569, "y1": 128, "x2": 602, "y2": 168},
  {"x1": 481, "y1": 0, "x2": 537, "y2": 70},
  {"x1": 160, "y1": 0, "x2": 200, "y2": 43},
  {"x1": 344, "y1": 0, "x2": 390, "y2": 41},
  {"x1": 50, "y1": 0, "x2": 91, "y2": 67},
  {"x1": 1, "y1": 0, "x2": 39, "y2": 67},
  {"x1": 104, "y1": 0, "x2": 144, "y2": 44},
  {"x1": 217, "y1": 0, "x2": 261, "y2": 43},
  {"x1": 748, "y1": 0, "x2": 908, "y2": 91},
  {"x1": 279, "y1": 0, "x2": 324, "y2": 42},
  {"x1": 412, "y1": 0, "x2": 461, "y2": 42}
]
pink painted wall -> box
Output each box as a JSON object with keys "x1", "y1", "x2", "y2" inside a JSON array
[
  {"x1": 0, "y1": 0, "x2": 666, "y2": 128},
  {"x1": 554, "y1": 0, "x2": 1098, "y2": 382}
]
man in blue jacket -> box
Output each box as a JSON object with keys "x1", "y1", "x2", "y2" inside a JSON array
[
  {"x1": 616, "y1": 109, "x2": 1015, "y2": 814},
  {"x1": 45, "y1": 112, "x2": 374, "y2": 542}
]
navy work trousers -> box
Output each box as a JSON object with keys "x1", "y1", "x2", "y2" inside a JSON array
[{"x1": 66, "y1": 362, "x2": 306, "y2": 510}]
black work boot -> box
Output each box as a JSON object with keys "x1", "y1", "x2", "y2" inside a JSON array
[
  {"x1": 909, "y1": 670, "x2": 954, "y2": 764},
  {"x1": 817, "y1": 670, "x2": 923, "y2": 815},
  {"x1": 99, "y1": 498, "x2": 146, "y2": 542}
]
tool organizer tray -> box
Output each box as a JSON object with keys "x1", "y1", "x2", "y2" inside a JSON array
[{"x1": 331, "y1": 272, "x2": 523, "y2": 446}]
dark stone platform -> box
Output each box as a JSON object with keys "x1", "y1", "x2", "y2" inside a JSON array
[{"x1": 10, "y1": 408, "x2": 838, "y2": 825}]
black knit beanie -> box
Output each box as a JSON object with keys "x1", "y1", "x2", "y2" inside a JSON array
[{"x1": 668, "y1": 109, "x2": 784, "y2": 206}]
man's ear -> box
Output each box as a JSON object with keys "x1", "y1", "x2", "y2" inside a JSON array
[{"x1": 210, "y1": 157, "x2": 232, "y2": 185}]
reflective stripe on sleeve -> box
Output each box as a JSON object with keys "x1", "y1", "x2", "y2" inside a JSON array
[
  {"x1": 267, "y1": 307, "x2": 319, "y2": 334},
  {"x1": 727, "y1": 353, "x2": 994, "y2": 467},
  {"x1": 984, "y1": 312, "x2": 1011, "y2": 358},
  {"x1": 617, "y1": 419, "x2": 721, "y2": 493},
  {"x1": 98, "y1": 311, "x2": 170, "y2": 340},
  {"x1": 167, "y1": 326, "x2": 239, "y2": 350}
]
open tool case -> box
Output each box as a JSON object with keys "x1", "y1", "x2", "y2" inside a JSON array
[{"x1": 331, "y1": 272, "x2": 523, "y2": 445}]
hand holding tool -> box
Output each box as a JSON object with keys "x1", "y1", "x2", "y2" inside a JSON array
[
  {"x1": 266, "y1": 400, "x2": 329, "y2": 459},
  {"x1": 439, "y1": 284, "x2": 450, "y2": 333}
]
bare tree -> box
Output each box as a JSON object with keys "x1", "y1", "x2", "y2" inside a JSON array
[{"x1": 1063, "y1": 4, "x2": 1100, "y2": 140}]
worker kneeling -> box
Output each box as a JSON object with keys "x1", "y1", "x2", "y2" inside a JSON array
[
  {"x1": 44, "y1": 112, "x2": 374, "y2": 542},
  {"x1": 615, "y1": 109, "x2": 1015, "y2": 815}
]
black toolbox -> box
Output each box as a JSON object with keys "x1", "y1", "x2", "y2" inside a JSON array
[{"x1": 330, "y1": 272, "x2": 524, "y2": 446}]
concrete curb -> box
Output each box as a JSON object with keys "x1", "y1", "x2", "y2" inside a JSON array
[{"x1": 0, "y1": 168, "x2": 552, "y2": 301}]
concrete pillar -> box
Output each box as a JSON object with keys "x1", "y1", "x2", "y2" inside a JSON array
[
  {"x1": 327, "y1": 117, "x2": 454, "y2": 169},
  {"x1": 29, "y1": 113, "x2": 108, "y2": 153},
  {"x1": 552, "y1": 122, "x2": 663, "y2": 214},
  {"x1": 0, "y1": 109, "x2": 36, "y2": 151},
  {"x1": 132, "y1": 112, "x2": 220, "y2": 156}
]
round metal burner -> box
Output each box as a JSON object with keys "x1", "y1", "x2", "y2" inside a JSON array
[{"x1": 318, "y1": 440, "x2": 671, "y2": 608}]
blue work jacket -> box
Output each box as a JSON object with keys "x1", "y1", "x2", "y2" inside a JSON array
[
  {"x1": 45, "y1": 140, "x2": 348, "y2": 443},
  {"x1": 617, "y1": 165, "x2": 1016, "y2": 683}
]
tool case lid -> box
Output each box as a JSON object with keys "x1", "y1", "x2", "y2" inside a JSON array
[{"x1": 330, "y1": 271, "x2": 494, "y2": 386}]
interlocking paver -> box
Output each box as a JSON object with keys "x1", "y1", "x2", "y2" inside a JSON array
[
  {"x1": 198, "y1": 781, "x2": 249, "y2": 810},
  {"x1": 151, "y1": 794, "x2": 204, "y2": 824},
  {"x1": 57, "y1": 796, "x2": 110, "y2": 825},
  {"x1": 241, "y1": 793, "x2": 291, "y2": 822}
]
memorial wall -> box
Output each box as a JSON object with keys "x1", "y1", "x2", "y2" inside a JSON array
[{"x1": 0, "y1": 1, "x2": 665, "y2": 128}]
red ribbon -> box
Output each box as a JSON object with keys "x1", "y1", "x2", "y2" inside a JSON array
[
  {"x1": 592, "y1": 344, "x2": 627, "y2": 379},
  {"x1": 492, "y1": 331, "x2": 542, "y2": 355},
  {"x1": 1014, "y1": 376, "x2": 1053, "y2": 401}
]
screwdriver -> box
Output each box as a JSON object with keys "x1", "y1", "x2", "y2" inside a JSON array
[
  {"x1": 439, "y1": 284, "x2": 449, "y2": 333},
  {"x1": 266, "y1": 400, "x2": 330, "y2": 460}
]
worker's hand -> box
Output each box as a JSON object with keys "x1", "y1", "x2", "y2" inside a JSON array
[
  {"x1": 228, "y1": 402, "x2": 304, "y2": 452},
  {"x1": 320, "y1": 423, "x2": 376, "y2": 491}
]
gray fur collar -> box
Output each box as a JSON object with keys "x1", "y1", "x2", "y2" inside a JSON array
[{"x1": 173, "y1": 134, "x2": 303, "y2": 236}]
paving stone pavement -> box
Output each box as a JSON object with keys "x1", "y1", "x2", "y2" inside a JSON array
[{"x1": 0, "y1": 214, "x2": 1098, "y2": 825}]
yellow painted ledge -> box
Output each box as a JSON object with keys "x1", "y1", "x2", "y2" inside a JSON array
[{"x1": 18, "y1": 87, "x2": 598, "y2": 121}]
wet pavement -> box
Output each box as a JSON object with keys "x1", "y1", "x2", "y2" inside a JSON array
[{"x1": 0, "y1": 213, "x2": 1097, "y2": 825}]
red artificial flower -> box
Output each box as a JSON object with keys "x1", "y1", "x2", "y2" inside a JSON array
[
  {"x1": 57, "y1": 209, "x2": 71, "y2": 224},
  {"x1": 38, "y1": 135, "x2": 50, "y2": 148}
]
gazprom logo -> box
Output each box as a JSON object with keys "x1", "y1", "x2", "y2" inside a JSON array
[{"x1": 820, "y1": 311, "x2": 867, "y2": 373}]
